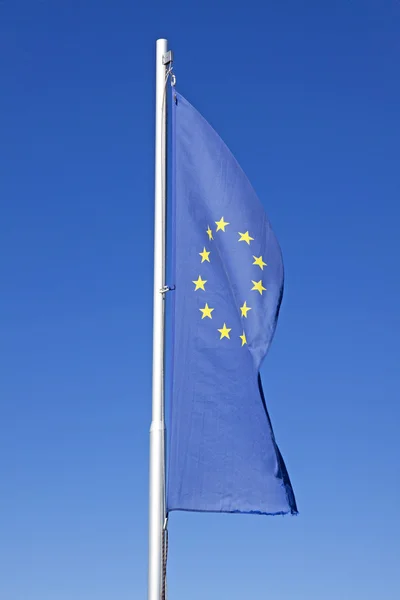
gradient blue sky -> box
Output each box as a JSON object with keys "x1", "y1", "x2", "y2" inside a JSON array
[{"x1": 1, "y1": 1, "x2": 399, "y2": 599}]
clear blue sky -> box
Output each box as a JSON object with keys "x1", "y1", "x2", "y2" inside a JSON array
[{"x1": 0, "y1": 1, "x2": 399, "y2": 599}]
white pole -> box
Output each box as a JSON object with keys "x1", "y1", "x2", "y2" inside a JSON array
[{"x1": 148, "y1": 38, "x2": 168, "y2": 600}]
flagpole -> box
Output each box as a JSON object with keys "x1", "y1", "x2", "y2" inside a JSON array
[{"x1": 149, "y1": 38, "x2": 169, "y2": 600}]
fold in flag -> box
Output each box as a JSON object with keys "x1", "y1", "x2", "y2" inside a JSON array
[{"x1": 167, "y1": 92, "x2": 297, "y2": 516}]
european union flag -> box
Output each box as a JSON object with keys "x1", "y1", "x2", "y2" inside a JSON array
[{"x1": 167, "y1": 92, "x2": 297, "y2": 516}]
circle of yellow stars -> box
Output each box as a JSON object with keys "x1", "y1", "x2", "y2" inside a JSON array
[{"x1": 192, "y1": 217, "x2": 268, "y2": 346}]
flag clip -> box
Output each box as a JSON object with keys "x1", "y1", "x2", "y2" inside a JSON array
[{"x1": 160, "y1": 285, "x2": 175, "y2": 295}]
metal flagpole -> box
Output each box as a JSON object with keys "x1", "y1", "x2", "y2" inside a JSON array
[{"x1": 148, "y1": 38, "x2": 170, "y2": 600}]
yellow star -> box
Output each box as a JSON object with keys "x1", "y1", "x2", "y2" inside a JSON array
[
  {"x1": 215, "y1": 217, "x2": 230, "y2": 232},
  {"x1": 199, "y1": 247, "x2": 211, "y2": 263},
  {"x1": 238, "y1": 231, "x2": 254, "y2": 245},
  {"x1": 193, "y1": 275, "x2": 207, "y2": 291},
  {"x1": 218, "y1": 323, "x2": 231, "y2": 339},
  {"x1": 199, "y1": 303, "x2": 214, "y2": 319},
  {"x1": 251, "y1": 280, "x2": 267, "y2": 295},
  {"x1": 253, "y1": 255, "x2": 267, "y2": 270},
  {"x1": 240, "y1": 331, "x2": 247, "y2": 346},
  {"x1": 206, "y1": 226, "x2": 213, "y2": 241},
  {"x1": 240, "y1": 301, "x2": 252, "y2": 318}
]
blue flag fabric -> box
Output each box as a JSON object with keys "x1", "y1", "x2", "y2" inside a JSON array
[{"x1": 167, "y1": 92, "x2": 297, "y2": 516}]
